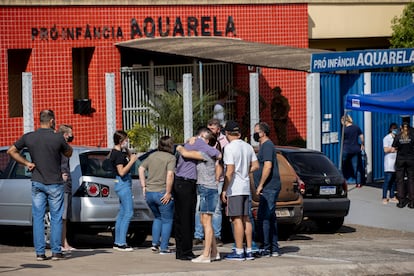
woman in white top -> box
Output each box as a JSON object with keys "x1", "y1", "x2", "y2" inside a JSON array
[{"x1": 382, "y1": 123, "x2": 398, "y2": 204}]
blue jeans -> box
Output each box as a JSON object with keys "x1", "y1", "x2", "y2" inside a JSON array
[
  {"x1": 256, "y1": 191, "x2": 279, "y2": 253},
  {"x1": 342, "y1": 152, "x2": 362, "y2": 184},
  {"x1": 194, "y1": 181, "x2": 223, "y2": 239},
  {"x1": 146, "y1": 191, "x2": 174, "y2": 250},
  {"x1": 114, "y1": 175, "x2": 133, "y2": 246},
  {"x1": 383, "y1": 172, "x2": 396, "y2": 199},
  {"x1": 32, "y1": 181, "x2": 64, "y2": 255}
]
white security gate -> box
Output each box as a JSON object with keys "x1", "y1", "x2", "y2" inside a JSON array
[{"x1": 120, "y1": 63, "x2": 234, "y2": 137}]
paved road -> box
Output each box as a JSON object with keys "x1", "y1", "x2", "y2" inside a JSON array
[{"x1": 0, "y1": 183, "x2": 413, "y2": 276}]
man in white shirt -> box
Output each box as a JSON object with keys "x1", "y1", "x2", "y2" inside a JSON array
[{"x1": 221, "y1": 121, "x2": 259, "y2": 261}]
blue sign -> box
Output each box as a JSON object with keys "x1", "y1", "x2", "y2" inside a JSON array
[{"x1": 310, "y1": 48, "x2": 414, "y2": 73}]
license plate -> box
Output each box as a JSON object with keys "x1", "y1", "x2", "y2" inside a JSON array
[
  {"x1": 275, "y1": 208, "x2": 290, "y2": 217},
  {"x1": 320, "y1": 186, "x2": 336, "y2": 195}
]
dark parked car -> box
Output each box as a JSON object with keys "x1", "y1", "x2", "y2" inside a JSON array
[{"x1": 276, "y1": 146, "x2": 350, "y2": 232}]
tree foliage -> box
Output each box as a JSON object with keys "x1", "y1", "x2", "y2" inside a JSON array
[
  {"x1": 128, "y1": 90, "x2": 217, "y2": 150},
  {"x1": 390, "y1": 2, "x2": 414, "y2": 72}
]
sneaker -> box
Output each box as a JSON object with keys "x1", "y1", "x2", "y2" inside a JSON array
[
  {"x1": 151, "y1": 245, "x2": 159, "y2": 253},
  {"x1": 225, "y1": 251, "x2": 245, "y2": 261},
  {"x1": 115, "y1": 244, "x2": 133, "y2": 252},
  {"x1": 159, "y1": 249, "x2": 174, "y2": 255},
  {"x1": 36, "y1": 254, "x2": 48, "y2": 261},
  {"x1": 215, "y1": 237, "x2": 223, "y2": 247},
  {"x1": 193, "y1": 238, "x2": 203, "y2": 246},
  {"x1": 356, "y1": 184, "x2": 362, "y2": 188},
  {"x1": 51, "y1": 253, "x2": 65, "y2": 261},
  {"x1": 211, "y1": 252, "x2": 221, "y2": 261},
  {"x1": 191, "y1": 254, "x2": 211, "y2": 263},
  {"x1": 389, "y1": 197, "x2": 398, "y2": 203},
  {"x1": 245, "y1": 251, "x2": 255, "y2": 260},
  {"x1": 382, "y1": 198, "x2": 389, "y2": 204},
  {"x1": 113, "y1": 243, "x2": 119, "y2": 249},
  {"x1": 272, "y1": 251, "x2": 281, "y2": 257},
  {"x1": 260, "y1": 250, "x2": 271, "y2": 257}
]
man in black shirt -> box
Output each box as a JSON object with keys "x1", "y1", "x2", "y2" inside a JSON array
[{"x1": 7, "y1": 110, "x2": 72, "y2": 261}]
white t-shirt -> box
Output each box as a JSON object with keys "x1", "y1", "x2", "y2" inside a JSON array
[
  {"x1": 223, "y1": 139, "x2": 257, "y2": 196},
  {"x1": 383, "y1": 133, "x2": 396, "y2": 172}
]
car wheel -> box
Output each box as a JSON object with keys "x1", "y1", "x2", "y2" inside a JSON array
[
  {"x1": 127, "y1": 229, "x2": 147, "y2": 246},
  {"x1": 315, "y1": 217, "x2": 344, "y2": 233},
  {"x1": 111, "y1": 228, "x2": 147, "y2": 246},
  {"x1": 44, "y1": 211, "x2": 51, "y2": 246}
]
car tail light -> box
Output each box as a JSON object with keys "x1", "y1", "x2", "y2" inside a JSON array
[
  {"x1": 74, "y1": 182, "x2": 110, "y2": 197},
  {"x1": 342, "y1": 179, "x2": 348, "y2": 196},
  {"x1": 297, "y1": 177, "x2": 306, "y2": 195}
]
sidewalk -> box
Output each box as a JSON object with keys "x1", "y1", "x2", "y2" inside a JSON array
[
  {"x1": 345, "y1": 183, "x2": 414, "y2": 232},
  {"x1": 1, "y1": 241, "x2": 414, "y2": 276}
]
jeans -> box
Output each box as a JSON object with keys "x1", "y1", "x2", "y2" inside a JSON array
[
  {"x1": 194, "y1": 181, "x2": 223, "y2": 239},
  {"x1": 383, "y1": 172, "x2": 396, "y2": 199},
  {"x1": 146, "y1": 191, "x2": 174, "y2": 250},
  {"x1": 256, "y1": 190, "x2": 279, "y2": 253},
  {"x1": 342, "y1": 152, "x2": 362, "y2": 184},
  {"x1": 32, "y1": 181, "x2": 64, "y2": 255},
  {"x1": 114, "y1": 175, "x2": 134, "y2": 246}
]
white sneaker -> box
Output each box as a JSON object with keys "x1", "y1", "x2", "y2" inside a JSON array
[{"x1": 191, "y1": 255, "x2": 211, "y2": 263}]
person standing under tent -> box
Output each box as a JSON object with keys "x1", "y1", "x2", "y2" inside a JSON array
[
  {"x1": 341, "y1": 115, "x2": 365, "y2": 188},
  {"x1": 382, "y1": 123, "x2": 398, "y2": 204}
]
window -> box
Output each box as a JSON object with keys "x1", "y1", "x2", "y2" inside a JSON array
[
  {"x1": 8, "y1": 49, "x2": 31, "y2": 118},
  {"x1": 72, "y1": 47, "x2": 94, "y2": 100},
  {"x1": 79, "y1": 152, "x2": 115, "y2": 178}
]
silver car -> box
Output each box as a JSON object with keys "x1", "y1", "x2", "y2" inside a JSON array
[{"x1": 0, "y1": 146, "x2": 153, "y2": 245}]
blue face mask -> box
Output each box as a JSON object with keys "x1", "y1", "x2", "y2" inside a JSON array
[{"x1": 392, "y1": 129, "x2": 398, "y2": 135}]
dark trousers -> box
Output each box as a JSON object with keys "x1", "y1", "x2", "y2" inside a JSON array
[
  {"x1": 395, "y1": 159, "x2": 414, "y2": 203},
  {"x1": 173, "y1": 177, "x2": 197, "y2": 258}
]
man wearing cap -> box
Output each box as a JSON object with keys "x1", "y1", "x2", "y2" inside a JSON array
[{"x1": 221, "y1": 121, "x2": 259, "y2": 261}]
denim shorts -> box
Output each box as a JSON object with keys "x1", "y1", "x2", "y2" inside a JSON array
[{"x1": 198, "y1": 185, "x2": 218, "y2": 214}]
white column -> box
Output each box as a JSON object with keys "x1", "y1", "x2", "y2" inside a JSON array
[
  {"x1": 363, "y1": 72, "x2": 372, "y2": 183},
  {"x1": 250, "y1": 72, "x2": 260, "y2": 146},
  {"x1": 183, "y1": 73, "x2": 193, "y2": 142},
  {"x1": 306, "y1": 73, "x2": 321, "y2": 151},
  {"x1": 22, "y1": 72, "x2": 34, "y2": 133},
  {"x1": 106, "y1": 73, "x2": 116, "y2": 148}
]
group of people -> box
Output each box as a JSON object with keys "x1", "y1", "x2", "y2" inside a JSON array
[
  {"x1": 7, "y1": 110, "x2": 283, "y2": 262},
  {"x1": 138, "y1": 119, "x2": 282, "y2": 263},
  {"x1": 341, "y1": 114, "x2": 414, "y2": 208}
]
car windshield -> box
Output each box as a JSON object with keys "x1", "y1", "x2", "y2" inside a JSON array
[{"x1": 285, "y1": 152, "x2": 339, "y2": 176}]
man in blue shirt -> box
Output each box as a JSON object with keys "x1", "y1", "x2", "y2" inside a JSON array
[{"x1": 253, "y1": 122, "x2": 281, "y2": 257}]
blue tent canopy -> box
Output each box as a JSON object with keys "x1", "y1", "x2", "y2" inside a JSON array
[{"x1": 345, "y1": 83, "x2": 414, "y2": 115}]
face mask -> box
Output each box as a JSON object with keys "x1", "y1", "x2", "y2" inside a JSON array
[
  {"x1": 121, "y1": 140, "x2": 128, "y2": 149},
  {"x1": 50, "y1": 120, "x2": 56, "y2": 130},
  {"x1": 253, "y1": 132, "x2": 260, "y2": 142},
  {"x1": 392, "y1": 129, "x2": 398, "y2": 135},
  {"x1": 67, "y1": 135, "x2": 74, "y2": 143}
]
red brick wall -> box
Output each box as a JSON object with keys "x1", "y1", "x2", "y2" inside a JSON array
[{"x1": 0, "y1": 4, "x2": 308, "y2": 147}]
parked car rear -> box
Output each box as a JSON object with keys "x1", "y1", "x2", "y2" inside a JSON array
[
  {"x1": 276, "y1": 146, "x2": 350, "y2": 232},
  {"x1": 0, "y1": 146, "x2": 153, "y2": 245}
]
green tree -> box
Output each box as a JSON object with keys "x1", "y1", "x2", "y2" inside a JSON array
[
  {"x1": 128, "y1": 90, "x2": 217, "y2": 150},
  {"x1": 390, "y1": 2, "x2": 414, "y2": 71}
]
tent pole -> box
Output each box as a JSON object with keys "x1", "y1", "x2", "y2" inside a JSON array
[{"x1": 339, "y1": 110, "x2": 349, "y2": 172}]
